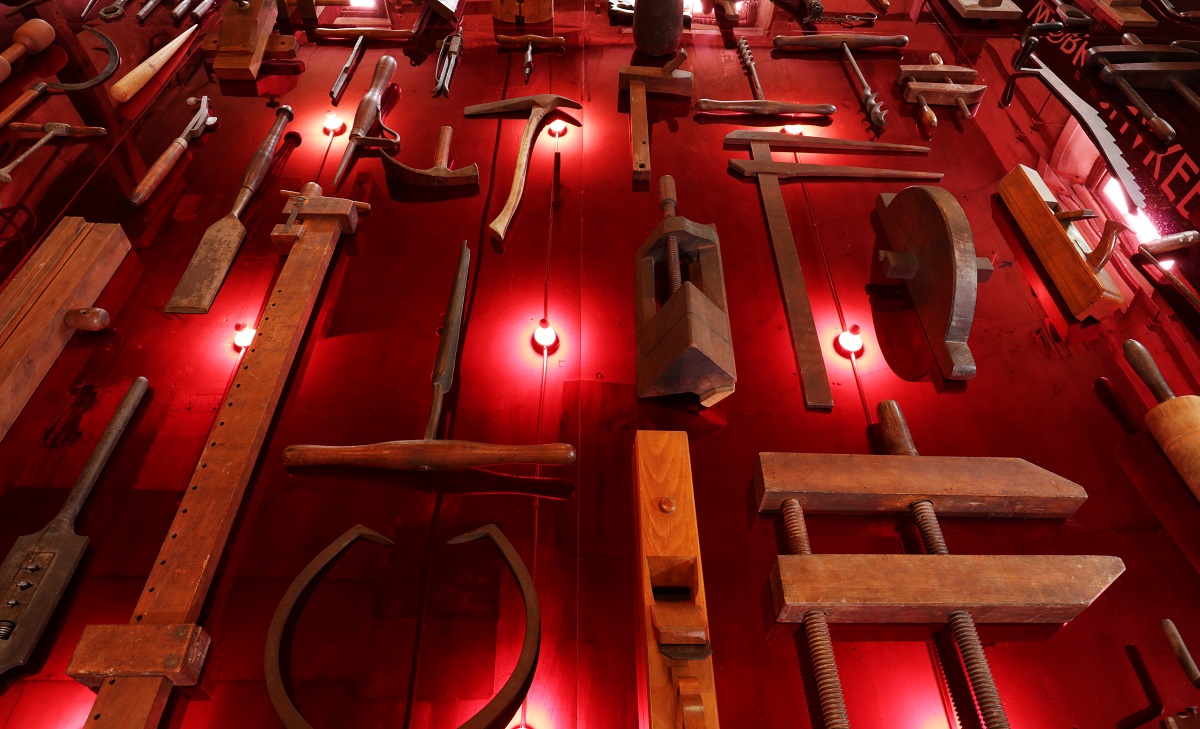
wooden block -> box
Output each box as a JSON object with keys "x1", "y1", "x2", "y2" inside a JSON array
[
  {"x1": 0, "y1": 219, "x2": 130, "y2": 442},
  {"x1": 898, "y1": 64, "x2": 978, "y2": 83},
  {"x1": 998, "y1": 165, "x2": 1124, "y2": 321},
  {"x1": 619, "y1": 66, "x2": 695, "y2": 97},
  {"x1": 902, "y1": 81, "x2": 988, "y2": 107},
  {"x1": 201, "y1": 33, "x2": 298, "y2": 61},
  {"x1": 1079, "y1": 0, "x2": 1158, "y2": 27},
  {"x1": 1146, "y1": 395, "x2": 1200, "y2": 504},
  {"x1": 771, "y1": 554, "x2": 1126, "y2": 623},
  {"x1": 213, "y1": 0, "x2": 281, "y2": 81},
  {"x1": 651, "y1": 603, "x2": 709, "y2": 645},
  {"x1": 68, "y1": 624, "x2": 211, "y2": 687},
  {"x1": 754, "y1": 452, "x2": 1088, "y2": 517},
  {"x1": 635, "y1": 431, "x2": 720, "y2": 729},
  {"x1": 943, "y1": 0, "x2": 1023, "y2": 19}
]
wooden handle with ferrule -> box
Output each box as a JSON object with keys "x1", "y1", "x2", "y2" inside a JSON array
[
  {"x1": 231, "y1": 105, "x2": 293, "y2": 219},
  {"x1": 496, "y1": 34, "x2": 566, "y2": 48},
  {"x1": 0, "y1": 86, "x2": 43, "y2": 130},
  {"x1": 130, "y1": 138, "x2": 188, "y2": 207},
  {"x1": 313, "y1": 27, "x2": 414, "y2": 41},
  {"x1": 1124, "y1": 339, "x2": 1176, "y2": 403},
  {"x1": 350, "y1": 55, "x2": 397, "y2": 138},
  {"x1": 694, "y1": 99, "x2": 836, "y2": 115},
  {"x1": 773, "y1": 34, "x2": 909, "y2": 50},
  {"x1": 282, "y1": 439, "x2": 578, "y2": 470},
  {"x1": 876, "y1": 400, "x2": 919, "y2": 456}
]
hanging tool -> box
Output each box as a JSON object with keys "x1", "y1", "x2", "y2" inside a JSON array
[
  {"x1": 98, "y1": 0, "x2": 135, "y2": 20},
  {"x1": 329, "y1": 34, "x2": 366, "y2": 106},
  {"x1": 1087, "y1": 34, "x2": 1200, "y2": 139},
  {"x1": 1156, "y1": 0, "x2": 1200, "y2": 20},
  {"x1": 136, "y1": 0, "x2": 165, "y2": 22},
  {"x1": 1086, "y1": 43, "x2": 1178, "y2": 143},
  {"x1": 463, "y1": 93, "x2": 582, "y2": 241},
  {"x1": 109, "y1": 25, "x2": 198, "y2": 105},
  {"x1": 0, "y1": 122, "x2": 107, "y2": 184},
  {"x1": 169, "y1": 0, "x2": 195, "y2": 21},
  {"x1": 620, "y1": 50, "x2": 693, "y2": 182},
  {"x1": 696, "y1": 36, "x2": 837, "y2": 116},
  {"x1": 283, "y1": 243, "x2": 577, "y2": 492},
  {"x1": 382, "y1": 125, "x2": 479, "y2": 187},
  {"x1": 81, "y1": 0, "x2": 101, "y2": 18},
  {"x1": 67, "y1": 181, "x2": 369, "y2": 728},
  {"x1": 0, "y1": 28, "x2": 119, "y2": 131},
  {"x1": 495, "y1": 34, "x2": 565, "y2": 83},
  {"x1": 165, "y1": 105, "x2": 294, "y2": 314},
  {"x1": 0, "y1": 19, "x2": 54, "y2": 85},
  {"x1": 0, "y1": 378, "x2": 148, "y2": 677},
  {"x1": 774, "y1": 33, "x2": 907, "y2": 127},
  {"x1": 332, "y1": 55, "x2": 400, "y2": 188},
  {"x1": 130, "y1": 96, "x2": 216, "y2": 208},
  {"x1": 1136, "y1": 231, "x2": 1200, "y2": 312},
  {"x1": 433, "y1": 27, "x2": 463, "y2": 97},
  {"x1": 1124, "y1": 339, "x2": 1200, "y2": 504},
  {"x1": 897, "y1": 53, "x2": 986, "y2": 127}
]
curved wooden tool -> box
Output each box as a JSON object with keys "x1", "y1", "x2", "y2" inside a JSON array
[
  {"x1": 0, "y1": 27, "x2": 119, "y2": 130},
  {"x1": 1124, "y1": 339, "x2": 1200, "y2": 503},
  {"x1": 463, "y1": 94, "x2": 582, "y2": 241},
  {"x1": 877, "y1": 186, "x2": 991, "y2": 381},
  {"x1": 381, "y1": 125, "x2": 479, "y2": 187},
  {"x1": 620, "y1": 50, "x2": 693, "y2": 182}
]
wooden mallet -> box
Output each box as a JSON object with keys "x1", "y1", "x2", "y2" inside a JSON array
[
  {"x1": 1125, "y1": 339, "x2": 1200, "y2": 503},
  {"x1": 0, "y1": 19, "x2": 54, "y2": 87}
]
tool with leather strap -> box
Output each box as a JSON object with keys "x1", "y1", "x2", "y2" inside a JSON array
[
  {"x1": 0, "y1": 27, "x2": 119, "y2": 130},
  {"x1": 283, "y1": 242, "x2": 576, "y2": 495},
  {"x1": 165, "y1": 105, "x2": 294, "y2": 314},
  {"x1": 724, "y1": 130, "x2": 937, "y2": 410},
  {"x1": 695, "y1": 36, "x2": 837, "y2": 117},
  {"x1": 130, "y1": 96, "x2": 217, "y2": 207},
  {"x1": 0, "y1": 378, "x2": 148, "y2": 677},
  {"x1": 266, "y1": 523, "x2": 539, "y2": 729},
  {"x1": 332, "y1": 55, "x2": 400, "y2": 187},
  {"x1": 65, "y1": 180, "x2": 369, "y2": 728}
]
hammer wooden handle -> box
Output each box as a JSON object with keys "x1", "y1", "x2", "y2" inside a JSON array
[
  {"x1": 496, "y1": 34, "x2": 566, "y2": 48},
  {"x1": 312, "y1": 27, "x2": 414, "y2": 41},
  {"x1": 695, "y1": 99, "x2": 836, "y2": 115},
  {"x1": 130, "y1": 138, "x2": 187, "y2": 207},
  {"x1": 490, "y1": 105, "x2": 548, "y2": 240},
  {"x1": 1142, "y1": 230, "x2": 1200, "y2": 255},
  {"x1": 1124, "y1": 339, "x2": 1176, "y2": 403},
  {"x1": 0, "y1": 87, "x2": 43, "y2": 130},
  {"x1": 282, "y1": 440, "x2": 578, "y2": 469},
  {"x1": 774, "y1": 34, "x2": 909, "y2": 50}
]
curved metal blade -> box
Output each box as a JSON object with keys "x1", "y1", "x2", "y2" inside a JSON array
[{"x1": 49, "y1": 28, "x2": 120, "y2": 92}]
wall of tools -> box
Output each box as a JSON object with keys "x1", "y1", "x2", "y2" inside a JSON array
[{"x1": 3, "y1": 0, "x2": 1200, "y2": 726}]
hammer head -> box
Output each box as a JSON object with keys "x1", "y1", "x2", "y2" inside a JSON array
[
  {"x1": 463, "y1": 94, "x2": 582, "y2": 116},
  {"x1": 382, "y1": 154, "x2": 480, "y2": 187}
]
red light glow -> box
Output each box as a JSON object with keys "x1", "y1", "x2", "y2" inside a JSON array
[
  {"x1": 836, "y1": 328, "x2": 864, "y2": 357},
  {"x1": 782, "y1": 124, "x2": 804, "y2": 135},
  {"x1": 533, "y1": 319, "x2": 558, "y2": 352},
  {"x1": 323, "y1": 111, "x2": 345, "y2": 135},
  {"x1": 233, "y1": 325, "x2": 255, "y2": 350},
  {"x1": 547, "y1": 120, "x2": 568, "y2": 137}
]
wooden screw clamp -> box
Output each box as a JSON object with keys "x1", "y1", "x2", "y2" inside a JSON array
[
  {"x1": 896, "y1": 53, "x2": 987, "y2": 127},
  {"x1": 66, "y1": 181, "x2": 368, "y2": 729},
  {"x1": 619, "y1": 50, "x2": 693, "y2": 182},
  {"x1": 635, "y1": 175, "x2": 736, "y2": 406}
]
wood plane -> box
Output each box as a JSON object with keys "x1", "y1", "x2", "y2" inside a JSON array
[
  {"x1": 635, "y1": 431, "x2": 720, "y2": 729},
  {"x1": 0, "y1": 218, "x2": 129, "y2": 443},
  {"x1": 997, "y1": 164, "x2": 1128, "y2": 321},
  {"x1": 1079, "y1": 0, "x2": 1158, "y2": 27},
  {"x1": 620, "y1": 51, "x2": 693, "y2": 183},
  {"x1": 212, "y1": 0, "x2": 282, "y2": 81},
  {"x1": 877, "y1": 186, "x2": 992, "y2": 381},
  {"x1": 943, "y1": 0, "x2": 1023, "y2": 21},
  {"x1": 636, "y1": 176, "x2": 735, "y2": 407}
]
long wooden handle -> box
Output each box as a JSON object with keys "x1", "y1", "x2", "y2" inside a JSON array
[
  {"x1": 350, "y1": 55, "x2": 397, "y2": 138},
  {"x1": 109, "y1": 25, "x2": 197, "y2": 104},
  {"x1": 488, "y1": 106, "x2": 548, "y2": 241},
  {"x1": 1142, "y1": 230, "x2": 1200, "y2": 255},
  {"x1": 694, "y1": 99, "x2": 836, "y2": 115},
  {"x1": 312, "y1": 27, "x2": 414, "y2": 41},
  {"x1": 774, "y1": 34, "x2": 909, "y2": 50},
  {"x1": 1124, "y1": 339, "x2": 1175, "y2": 403},
  {"x1": 433, "y1": 125, "x2": 453, "y2": 168},
  {"x1": 0, "y1": 86, "x2": 43, "y2": 130},
  {"x1": 876, "y1": 400, "x2": 919, "y2": 456},
  {"x1": 496, "y1": 34, "x2": 566, "y2": 48},
  {"x1": 230, "y1": 106, "x2": 293, "y2": 219},
  {"x1": 129, "y1": 138, "x2": 187, "y2": 207},
  {"x1": 282, "y1": 439, "x2": 578, "y2": 470}
]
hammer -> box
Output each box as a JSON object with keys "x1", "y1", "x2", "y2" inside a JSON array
[
  {"x1": 382, "y1": 126, "x2": 479, "y2": 187},
  {"x1": 463, "y1": 93, "x2": 582, "y2": 242}
]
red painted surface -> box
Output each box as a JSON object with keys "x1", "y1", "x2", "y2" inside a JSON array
[{"x1": 2, "y1": 0, "x2": 1200, "y2": 727}]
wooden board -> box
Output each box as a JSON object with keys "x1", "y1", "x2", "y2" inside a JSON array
[
  {"x1": 69, "y1": 192, "x2": 360, "y2": 727},
  {"x1": 213, "y1": 0, "x2": 280, "y2": 81},
  {"x1": 943, "y1": 0, "x2": 1023, "y2": 19},
  {"x1": 754, "y1": 452, "x2": 1088, "y2": 517},
  {"x1": 635, "y1": 431, "x2": 720, "y2": 729},
  {"x1": 491, "y1": 0, "x2": 553, "y2": 23},
  {"x1": 997, "y1": 165, "x2": 1124, "y2": 321},
  {"x1": 1077, "y1": 0, "x2": 1159, "y2": 27},
  {"x1": 0, "y1": 219, "x2": 130, "y2": 443},
  {"x1": 772, "y1": 554, "x2": 1126, "y2": 623}
]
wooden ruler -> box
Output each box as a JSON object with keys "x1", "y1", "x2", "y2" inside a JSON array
[
  {"x1": 67, "y1": 185, "x2": 365, "y2": 728},
  {"x1": 748, "y1": 142, "x2": 833, "y2": 410}
]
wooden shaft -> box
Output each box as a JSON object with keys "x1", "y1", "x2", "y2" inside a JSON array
[
  {"x1": 63, "y1": 307, "x2": 111, "y2": 330},
  {"x1": 917, "y1": 94, "x2": 937, "y2": 127},
  {"x1": 129, "y1": 138, "x2": 187, "y2": 207},
  {"x1": 281, "y1": 439, "x2": 578, "y2": 469},
  {"x1": 774, "y1": 33, "x2": 909, "y2": 50},
  {"x1": 108, "y1": 26, "x2": 197, "y2": 104},
  {"x1": 432, "y1": 125, "x2": 453, "y2": 168},
  {"x1": 496, "y1": 34, "x2": 565, "y2": 49},
  {"x1": 659, "y1": 174, "x2": 677, "y2": 218},
  {"x1": 694, "y1": 99, "x2": 836, "y2": 115},
  {"x1": 629, "y1": 80, "x2": 650, "y2": 182},
  {"x1": 230, "y1": 106, "x2": 293, "y2": 219},
  {"x1": 488, "y1": 105, "x2": 549, "y2": 241},
  {"x1": 349, "y1": 55, "x2": 397, "y2": 139},
  {"x1": 876, "y1": 400, "x2": 919, "y2": 456},
  {"x1": 1141, "y1": 230, "x2": 1200, "y2": 255},
  {"x1": 0, "y1": 86, "x2": 44, "y2": 130},
  {"x1": 1163, "y1": 619, "x2": 1200, "y2": 687},
  {"x1": 312, "y1": 27, "x2": 414, "y2": 41},
  {"x1": 1124, "y1": 339, "x2": 1176, "y2": 403}
]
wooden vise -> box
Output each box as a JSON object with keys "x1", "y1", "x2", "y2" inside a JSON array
[
  {"x1": 620, "y1": 51, "x2": 693, "y2": 182},
  {"x1": 636, "y1": 176, "x2": 735, "y2": 407}
]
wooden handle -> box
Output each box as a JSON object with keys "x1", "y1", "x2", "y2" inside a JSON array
[
  {"x1": 675, "y1": 676, "x2": 706, "y2": 729},
  {"x1": 659, "y1": 175, "x2": 677, "y2": 217},
  {"x1": 876, "y1": 400, "x2": 919, "y2": 455},
  {"x1": 663, "y1": 48, "x2": 688, "y2": 73},
  {"x1": 488, "y1": 106, "x2": 548, "y2": 241},
  {"x1": 773, "y1": 34, "x2": 909, "y2": 50},
  {"x1": 433, "y1": 125, "x2": 453, "y2": 168},
  {"x1": 130, "y1": 138, "x2": 187, "y2": 207},
  {"x1": 694, "y1": 99, "x2": 836, "y2": 115},
  {"x1": 0, "y1": 19, "x2": 54, "y2": 85},
  {"x1": 496, "y1": 34, "x2": 566, "y2": 48},
  {"x1": 1088, "y1": 219, "x2": 1128, "y2": 272},
  {"x1": 312, "y1": 27, "x2": 414, "y2": 41},
  {"x1": 0, "y1": 86, "x2": 43, "y2": 130},
  {"x1": 63, "y1": 307, "x2": 110, "y2": 331},
  {"x1": 1142, "y1": 230, "x2": 1200, "y2": 255},
  {"x1": 231, "y1": 106, "x2": 293, "y2": 218},
  {"x1": 109, "y1": 25, "x2": 197, "y2": 105},
  {"x1": 1124, "y1": 339, "x2": 1175, "y2": 403},
  {"x1": 350, "y1": 55, "x2": 397, "y2": 138},
  {"x1": 282, "y1": 439, "x2": 578, "y2": 470}
]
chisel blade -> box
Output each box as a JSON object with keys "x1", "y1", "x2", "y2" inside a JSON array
[{"x1": 164, "y1": 213, "x2": 247, "y2": 313}]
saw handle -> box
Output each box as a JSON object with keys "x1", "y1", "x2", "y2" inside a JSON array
[
  {"x1": 130, "y1": 137, "x2": 187, "y2": 207},
  {"x1": 1124, "y1": 339, "x2": 1176, "y2": 404},
  {"x1": 0, "y1": 86, "x2": 44, "y2": 130},
  {"x1": 496, "y1": 34, "x2": 566, "y2": 49},
  {"x1": 773, "y1": 34, "x2": 908, "y2": 50},
  {"x1": 876, "y1": 400, "x2": 919, "y2": 456},
  {"x1": 230, "y1": 105, "x2": 293, "y2": 219},
  {"x1": 351, "y1": 55, "x2": 398, "y2": 139},
  {"x1": 282, "y1": 439, "x2": 578, "y2": 470}
]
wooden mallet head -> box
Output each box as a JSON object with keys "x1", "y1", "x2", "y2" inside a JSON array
[{"x1": 0, "y1": 19, "x2": 54, "y2": 85}]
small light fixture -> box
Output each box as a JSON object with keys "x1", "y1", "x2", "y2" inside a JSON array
[
  {"x1": 1161, "y1": 258, "x2": 1177, "y2": 270},
  {"x1": 532, "y1": 318, "x2": 559, "y2": 354},
  {"x1": 547, "y1": 119, "x2": 568, "y2": 137},
  {"x1": 782, "y1": 124, "x2": 804, "y2": 135},
  {"x1": 233, "y1": 324, "x2": 255, "y2": 350},
  {"x1": 835, "y1": 325, "x2": 864, "y2": 358},
  {"x1": 323, "y1": 111, "x2": 346, "y2": 135}
]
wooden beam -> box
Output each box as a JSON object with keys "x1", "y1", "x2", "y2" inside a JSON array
[
  {"x1": 772, "y1": 554, "x2": 1126, "y2": 623},
  {"x1": 755, "y1": 452, "x2": 1088, "y2": 517}
]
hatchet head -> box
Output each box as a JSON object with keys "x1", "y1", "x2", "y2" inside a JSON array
[{"x1": 463, "y1": 93, "x2": 583, "y2": 117}]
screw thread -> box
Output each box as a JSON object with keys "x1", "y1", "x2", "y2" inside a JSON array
[
  {"x1": 0, "y1": 621, "x2": 14, "y2": 640},
  {"x1": 910, "y1": 500, "x2": 949, "y2": 555},
  {"x1": 804, "y1": 610, "x2": 850, "y2": 729},
  {"x1": 949, "y1": 610, "x2": 1009, "y2": 729},
  {"x1": 667, "y1": 234, "x2": 682, "y2": 293},
  {"x1": 781, "y1": 498, "x2": 811, "y2": 555}
]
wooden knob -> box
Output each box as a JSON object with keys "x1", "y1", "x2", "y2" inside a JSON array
[
  {"x1": 64, "y1": 308, "x2": 111, "y2": 331},
  {"x1": 876, "y1": 400, "x2": 919, "y2": 456},
  {"x1": 929, "y1": 52, "x2": 943, "y2": 65},
  {"x1": 659, "y1": 175, "x2": 677, "y2": 218},
  {"x1": 1124, "y1": 339, "x2": 1175, "y2": 404},
  {"x1": 0, "y1": 19, "x2": 54, "y2": 86}
]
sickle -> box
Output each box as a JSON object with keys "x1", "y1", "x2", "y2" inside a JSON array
[
  {"x1": 0, "y1": 28, "x2": 120, "y2": 130},
  {"x1": 265, "y1": 523, "x2": 541, "y2": 729}
]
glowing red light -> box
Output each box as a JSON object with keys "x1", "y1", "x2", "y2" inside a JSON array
[
  {"x1": 533, "y1": 319, "x2": 558, "y2": 349},
  {"x1": 547, "y1": 120, "x2": 568, "y2": 137},
  {"x1": 783, "y1": 124, "x2": 804, "y2": 135},
  {"x1": 835, "y1": 327, "x2": 864, "y2": 357},
  {"x1": 323, "y1": 111, "x2": 345, "y2": 135},
  {"x1": 233, "y1": 325, "x2": 255, "y2": 350}
]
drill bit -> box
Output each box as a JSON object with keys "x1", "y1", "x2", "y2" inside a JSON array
[
  {"x1": 736, "y1": 37, "x2": 766, "y2": 100},
  {"x1": 841, "y1": 43, "x2": 887, "y2": 126}
]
